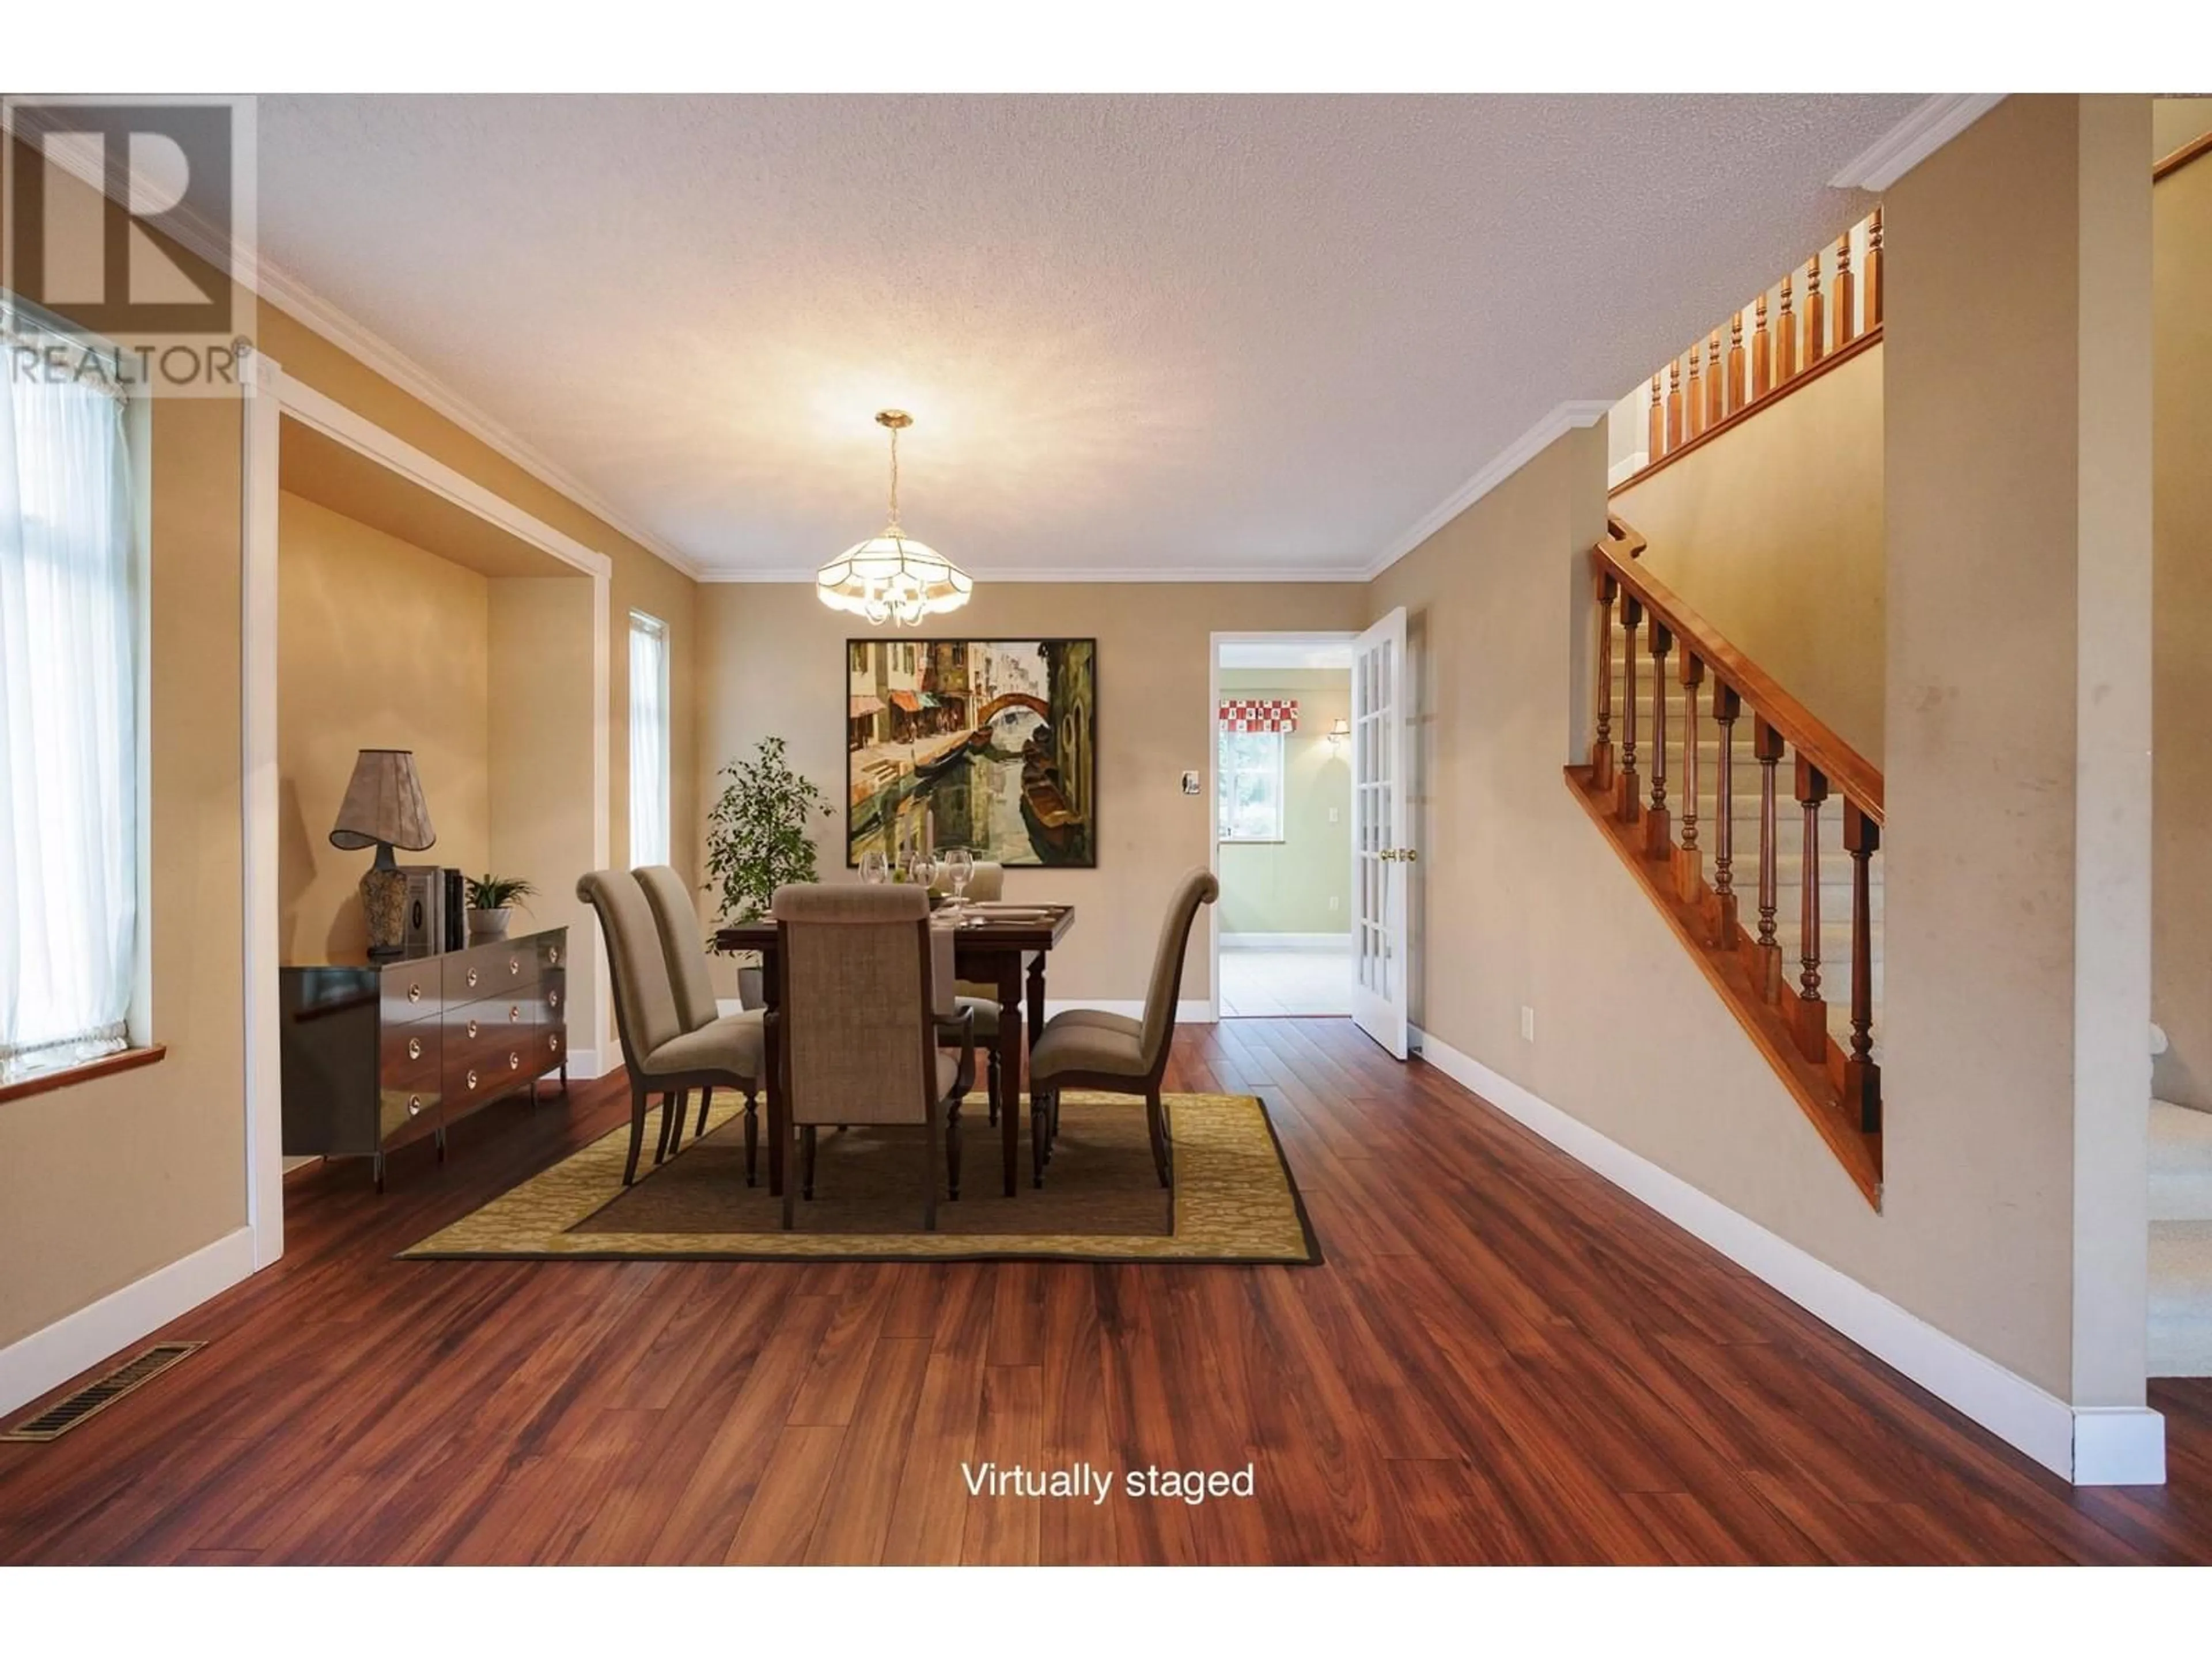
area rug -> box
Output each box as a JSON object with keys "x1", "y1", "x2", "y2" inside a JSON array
[{"x1": 400, "y1": 1091, "x2": 1320, "y2": 1264}]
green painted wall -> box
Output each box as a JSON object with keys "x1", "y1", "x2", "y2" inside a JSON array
[{"x1": 1218, "y1": 668, "x2": 1352, "y2": 937}]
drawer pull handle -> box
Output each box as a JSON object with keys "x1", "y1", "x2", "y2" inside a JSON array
[
  {"x1": 407, "y1": 982, "x2": 423, "y2": 1003},
  {"x1": 509, "y1": 1003, "x2": 522, "y2": 1022},
  {"x1": 408, "y1": 1094, "x2": 423, "y2": 1116},
  {"x1": 549, "y1": 1033, "x2": 561, "y2": 1053},
  {"x1": 508, "y1": 1051, "x2": 521, "y2": 1071},
  {"x1": 465, "y1": 1020, "x2": 479, "y2": 1040},
  {"x1": 466, "y1": 967, "x2": 480, "y2": 988},
  {"x1": 548, "y1": 989, "x2": 560, "y2": 1009},
  {"x1": 465, "y1": 1069, "x2": 480, "y2": 1091},
  {"x1": 548, "y1": 946, "x2": 559, "y2": 965},
  {"x1": 406, "y1": 1036, "x2": 422, "y2": 1061},
  {"x1": 509, "y1": 956, "x2": 521, "y2": 976}
]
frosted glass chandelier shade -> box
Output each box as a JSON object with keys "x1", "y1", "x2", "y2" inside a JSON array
[{"x1": 816, "y1": 409, "x2": 973, "y2": 627}]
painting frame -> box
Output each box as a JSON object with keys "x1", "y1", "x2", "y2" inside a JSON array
[{"x1": 844, "y1": 635, "x2": 1099, "y2": 869}]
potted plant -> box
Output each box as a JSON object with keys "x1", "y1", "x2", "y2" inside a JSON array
[
  {"x1": 465, "y1": 873, "x2": 537, "y2": 940},
  {"x1": 704, "y1": 736, "x2": 834, "y2": 1005}
]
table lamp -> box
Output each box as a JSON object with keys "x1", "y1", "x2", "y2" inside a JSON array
[{"x1": 330, "y1": 748, "x2": 437, "y2": 957}]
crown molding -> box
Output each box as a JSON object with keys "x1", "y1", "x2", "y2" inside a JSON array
[
  {"x1": 1361, "y1": 399, "x2": 1615, "y2": 582},
  {"x1": 699, "y1": 563, "x2": 1373, "y2": 585},
  {"x1": 1828, "y1": 94, "x2": 2006, "y2": 192},
  {"x1": 5, "y1": 99, "x2": 706, "y2": 582}
]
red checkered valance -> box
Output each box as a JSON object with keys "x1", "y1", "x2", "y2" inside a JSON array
[{"x1": 1218, "y1": 699, "x2": 1299, "y2": 733}]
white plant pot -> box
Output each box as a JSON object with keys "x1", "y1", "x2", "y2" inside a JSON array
[{"x1": 467, "y1": 907, "x2": 512, "y2": 940}]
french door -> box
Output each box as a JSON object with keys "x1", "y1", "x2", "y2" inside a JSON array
[{"x1": 1351, "y1": 607, "x2": 1412, "y2": 1058}]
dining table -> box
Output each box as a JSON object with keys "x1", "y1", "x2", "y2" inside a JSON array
[{"x1": 714, "y1": 900, "x2": 1077, "y2": 1199}]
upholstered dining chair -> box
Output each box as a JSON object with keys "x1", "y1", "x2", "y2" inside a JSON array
[
  {"x1": 635, "y1": 863, "x2": 766, "y2": 1177},
  {"x1": 769, "y1": 882, "x2": 975, "y2": 1231},
  {"x1": 930, "y1": 860, "x2": 1008, "y2": 1117},
  {"x1": 1025, "y1": 866, "x2": 1218, "y2": 1190},
  {"x1": 577, "y1": 869, "x2": 766, "y2": 1186}
]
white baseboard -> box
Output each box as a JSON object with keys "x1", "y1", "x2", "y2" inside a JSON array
[
  {"x1": 1220, "y1": 933, "x2": 1351, "y2": 952},
  {"x1": 1409, "y1": 1025, "x2": 2165, "y2": 1487},
  {"x1": 0, "y1": 1226, "x2": 257, "y2": 1420},
  {"x1": 563, "y1": 1047, "x2": 609, "y2": 1081}
]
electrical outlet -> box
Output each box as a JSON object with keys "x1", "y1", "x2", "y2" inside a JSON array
[
  {"x1": 1520, "y1": 1005, "x2": 1536, "y2": 1043},
  {"x1": 1328, "y1": 806, "x2": 1340, "y2": 823},
  {"x1": 1328, "y1": 895, "x2": 1339, "y2": 912}
]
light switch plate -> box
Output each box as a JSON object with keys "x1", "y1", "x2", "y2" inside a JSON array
[{"x1": 1181, "y1": 771, "x2": 1201, "y2": 796}]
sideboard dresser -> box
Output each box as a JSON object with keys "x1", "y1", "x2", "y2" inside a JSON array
[{"x1": 279, "y1": 926, "x2": 569, "y2": 1189}]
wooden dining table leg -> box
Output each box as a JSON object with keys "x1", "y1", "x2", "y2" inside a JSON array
[
  {"x1": 762, "y1": 950, "x2": 785, "y2": 1199},
  {"x1": 1025, "y1": 952, "x2": 1054, "y2": 1150},
  {"x1": 996, "y1": 955, "x2": 1021, "y2": 1198}
]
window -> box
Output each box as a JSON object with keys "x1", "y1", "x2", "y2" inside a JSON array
[
  {"x1": 1217, "y1": 728, "x2": 1286, "y2": 842},
  {"x1": 628, "y1": 612, "x2": 671, "y2": 868},
  {"x1": 0, "y1": 328, "x2": 140, "y2": 1086}
]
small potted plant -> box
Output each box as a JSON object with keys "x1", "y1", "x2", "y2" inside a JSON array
[
  {"x1": 704, "y1": 736, "x2": 832, "y2": 1005},
  {"x1": 465, "y1": 873, "x2": 537, "y2": 940}
]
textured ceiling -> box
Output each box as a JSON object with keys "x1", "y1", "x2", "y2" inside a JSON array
[{"x1": 255, "y1": 95, "x2": 1919, "y2": 579}]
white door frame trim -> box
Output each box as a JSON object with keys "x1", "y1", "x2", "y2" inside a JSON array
[
  {"x1": 1207, "y1": 630, "x2": 1360, "y2": 1024},
  {"x1": 240, "y1": 357, "x2": 615, "y2": 1271}
]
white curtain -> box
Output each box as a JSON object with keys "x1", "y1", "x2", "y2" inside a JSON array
[
  {"x1": 0, "y1": 340, "x2": 138, "y2": 1082},
  {"x1": 628, "y1": 612, "x2": 671, "y2": 868}
]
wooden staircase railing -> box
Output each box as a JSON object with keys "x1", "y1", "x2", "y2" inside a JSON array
[
  {"x1": 1624, "y1": 209, "x2": 1884, "y2": 490},
  {"x1": 1566, "y1": 516, "x2": 1885, "y2": 1206}
]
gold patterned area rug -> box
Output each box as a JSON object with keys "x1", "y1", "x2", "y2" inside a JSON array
[{"x1": 400, "y1": 1092, "x2": 1320, "y2": 1264}]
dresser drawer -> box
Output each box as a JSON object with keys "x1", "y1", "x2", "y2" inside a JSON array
[
  {"x1": 535, "y1": 930, "x2": 568, "y2": 974},
  {"x1": 379, "y1": 963, "x2": 443, "y2": 1027},
  {"x1": 537, "y1": 968, "x2": 566, "y2": 1028},
  {"x1": 446, "y1": 1040, "x2": 533, "y2": 1109},
  {"x1": 444, "y1": 941, "x2": 537, "y2": 1002},
  {"x1": 377, "y1": 1049, "x2": 443, "y2": 1143},
  {"x1": 444, "y1": 993, "x2": 534, "y2": 1050}
]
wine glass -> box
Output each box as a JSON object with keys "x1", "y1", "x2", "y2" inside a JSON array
[
  {"x1": 860, "y1": 849, "x2": 889, "y2": 885},
  {"x1": 910, "y1": 851, "x2": 940, "y2": 899},
  {"x1": 943, "y1": 848, "x2": 975, "y2": 911}
]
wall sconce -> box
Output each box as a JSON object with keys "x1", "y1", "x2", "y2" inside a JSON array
[{"x1": 1326, "y1": 717, "x2": 1351, "y2": 749}]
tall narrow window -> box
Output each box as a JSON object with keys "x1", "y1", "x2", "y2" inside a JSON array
[
  {"x1": 628, "y1": 611, "x2": 671, "y2": 868},
  {"x1": 1216, "y1": 699, "x2": 1297, "y2": 843},
  {"x1": 0, "y1": 327, "x2": 140, "y2": 1085}
]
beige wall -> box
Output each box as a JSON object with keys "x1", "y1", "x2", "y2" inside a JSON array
[
  {"x1": 276, "y1": 493, "x2": 491, "y2": 961},
  {"x1": 256, "y1": 306, "x2": 701, "y2": 886},
  {"x1": 1612, "y1": 344, "x2": 1886, "y2": 762},
  {"x1": 698, "y1": 583, "x2": 1366, "y2": 1002},
  {"x1": 2153, "y1": 128, "x2": 2212, "y2": 1109},
  {"x1": 0, "y1": 396, "x2": 249, "y2": 1351},
  {"x1": 490, "y1": 579, "x2": 601, "y2": 1046},
  {"x1": 1883, "y1": 94, "x2": 2150, "y2": 1402},
  {"x1": 1217, "y1": 668, "x2": 1352, "y2": 936}
]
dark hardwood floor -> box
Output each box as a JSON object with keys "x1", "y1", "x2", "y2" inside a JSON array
[{"x1": 3, "y1": 1017, "x2": 2209, "y2": 1565}]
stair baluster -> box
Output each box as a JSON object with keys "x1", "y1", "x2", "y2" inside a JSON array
[
  {"x1": 1616, "y1": 594, "x2": 1642, "y2": 822},
  {"x1": 1844, "y1": 800, "x2": 1882, "y2": 1132},
  {"x1": 1705, "y1": 329, "x2": 1725, "y2": 429},
  {"x1": 1833, "y1": 232, "x2": 1856, "y2": 351},
  {"x1": 1646, "y1": 373, "x2": 1664, "y2": 464},
  {"x1": 1803, "y1": 256, "x2": 1827, "y2": 369},
  {"x1": 1711, "y1": 679, "x2": 1741, "y2": 941},
  {"x1": 1775, "y1": 275, "x2": 1797, "y2": 386},
  {"x1": 1675, "y1": 651, "x2": 1705, "y2": 903},
  {"x1": 1791, "y1": 756, "x2": 1830, "y2": 1063},
  {"x1": 1725, "y1": 315, "x2": 1747, "y2": 416},
  {"x1": 1685, "y1": 342, "x2": 1705, "y2": 441},
  {"x1": 1592, "y1": 568, "x2": 1616, "y2": 791},
  {"x1": 1751, "y1": 293, "x2": 1772, "y2": 402},
  {"x1": 1753, "y1": 717, "x2": 1785, "y2": 1001},
  {"x1": 1644, "y1": 619, "x2": 1673, "y2": 855},
  {"x1": 1665, "y1": 361, "x2": 1684, "y2": 453},
  {"x1": 1865, "y1": 208, "x2": 1884, "y2": 331}
]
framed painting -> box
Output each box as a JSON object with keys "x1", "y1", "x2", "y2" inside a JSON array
[{"x1": 846, "y1": 637, "x2": 1097, "y2": 868}]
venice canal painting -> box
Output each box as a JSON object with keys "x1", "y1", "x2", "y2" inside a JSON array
[{"x1": 847, "y1": 638, "x2": 1097, "y2": 868}]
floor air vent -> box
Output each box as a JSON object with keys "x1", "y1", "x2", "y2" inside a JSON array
[{"x1": 0, "y1": 1342, "x2": 204, "y2": 1443}]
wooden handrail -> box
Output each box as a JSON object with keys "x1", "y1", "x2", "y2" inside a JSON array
[
  {"x1": 1593, "y1": 516, "x2": 1883, "y2": 823},
  {"x1": 2155, "y1": 129, "x2": 2212, "y2": 183}
]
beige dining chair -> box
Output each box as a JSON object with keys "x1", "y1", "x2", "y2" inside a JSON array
[
  {"x1": 635, "y1": 863, "x2": 767, "y2": 1181},
  {"x1": 577, "y1": 869, "x2": 766, "y2": 1186},
  {"x1": 1026, "y1": 866, "x2": 1217, "y2": 1190},
  {"x1": 770, "y1": 882, "x2": 975, "y2": 1230}
]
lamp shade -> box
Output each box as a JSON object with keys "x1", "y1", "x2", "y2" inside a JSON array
[{"x1": 329, "y1": 748, "x2": 437, "y2": 851}]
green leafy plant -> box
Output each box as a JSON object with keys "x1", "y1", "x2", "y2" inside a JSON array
[
  {"x1": 704, "y1": 736, "x2": 834, "y2": 940},
  {"x1": 465, "y1": 873, "x2": 537, "y2": 912}
]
